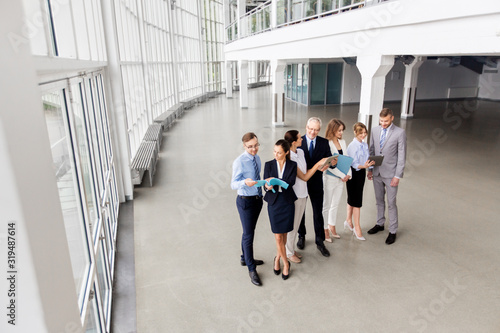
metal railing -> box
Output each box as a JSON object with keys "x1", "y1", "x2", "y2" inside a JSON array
[{"x1": 226, "y1": 0, "x2": 390, "y2": 43}]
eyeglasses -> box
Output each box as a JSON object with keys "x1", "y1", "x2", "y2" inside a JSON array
[
  {"x1": 306, "y1": 126, "x2": 320, "y2": 133},
  {"x1": 245, "y1": 143, "x2": 260, "y2": 150}
]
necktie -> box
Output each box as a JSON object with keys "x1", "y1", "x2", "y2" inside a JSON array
[
  {"x1": 380, "y1": 128, "x2": 387, "y2": 150},
  {"x1": 253, "y1": 157, "x2": 262, "y2": 196},
  {"x1": 309, "y1": 140, "x2": 314, "y2": 158}
]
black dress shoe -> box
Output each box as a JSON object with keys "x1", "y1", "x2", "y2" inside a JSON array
[
  {"x1": 385, "y1": 233, "x2": 396, "y2": 245},
  {"x1": 367, "y1": 224, "x2": 385, "y2": 234},
  {"x1": 317, "y1": 244, "x2": 330, "y2": 257},
  {"x1": 241, "y1": 259, "x2": 264, "y2": 266},
  {"x1": 273, "y1": 256, "x2": 281, "y2": 275},
  {"x1": 297, "y1": 236, "x2": 305, "y2": 250},
  {"x1": 282, "y1": 261, "x2": 291, "y2": 280},
  {"x1": 249, "y1": 271, "x2": 262, "y2": 286}
]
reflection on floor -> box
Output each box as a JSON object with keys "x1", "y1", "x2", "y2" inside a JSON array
[{"x1": 130, "y1": 87, "x2": 500, "y2": 332}]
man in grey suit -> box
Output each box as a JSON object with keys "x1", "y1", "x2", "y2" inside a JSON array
[{"x1": 367, "y1": 108, "x2": 407, "y2": 244}]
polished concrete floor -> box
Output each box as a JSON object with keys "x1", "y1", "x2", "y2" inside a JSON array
[{"x1": 132, "y1": 87, "x2": 500, "y2": 332}]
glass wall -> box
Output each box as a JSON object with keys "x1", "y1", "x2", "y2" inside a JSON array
[
  {"x1": 285, "y1": 63, "x2": 310, "y2": 105},
  {"x1": 41, "y1": 72, "x2": 117, "y2": 331},
  {"x1": 203, "y1": 0, "x2": 224, "y2": 92},
  {"x1": 30, "y1": 1, "x2": 225, "y2": 330},
  {"x1": 113, "y1": 0, "x2": 225, "y2": 158},
  {"x1": 285, "y1": 62, "x2": 342, "y2": 105}
]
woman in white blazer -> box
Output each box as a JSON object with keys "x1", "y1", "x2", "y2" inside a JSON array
[{"x1": 322, "y1": 119, "x2": 352, "y2": 242}]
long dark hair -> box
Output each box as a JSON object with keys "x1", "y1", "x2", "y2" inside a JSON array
[
  {"x1": 284, "y1": 130, "x2": 299, "y2": 146},
  {"x1": 275, "y1": 139, "x2": 291, "y2": 160}
]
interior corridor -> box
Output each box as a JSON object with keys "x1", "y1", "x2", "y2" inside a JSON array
[{"x1": 131, "y1": 86, "x2": 500, "y2": 332}]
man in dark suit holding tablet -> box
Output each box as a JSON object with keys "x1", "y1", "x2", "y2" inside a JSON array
[{"x1": 297, "y1": 117, "x2": 333, "y2": 257}]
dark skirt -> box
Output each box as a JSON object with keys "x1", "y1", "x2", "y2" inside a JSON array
[
  {"x1": 268, "y1": 194, "x2": 294, "y2": 234},
  {"x1": 346, "y1": 168, "x2": 366, "y2": 208}
]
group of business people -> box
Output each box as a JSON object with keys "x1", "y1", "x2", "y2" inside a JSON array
[{"x1": 231, "y1": 108, "x2": 407, "y2": 287}]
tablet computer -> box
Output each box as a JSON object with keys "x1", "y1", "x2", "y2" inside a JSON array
[
  {"x1": 320, "y1": 154, "x2": 339, "y2": 168},
  {"x1": 368, "y1": 155, "x2": 384, "y2": 166}
]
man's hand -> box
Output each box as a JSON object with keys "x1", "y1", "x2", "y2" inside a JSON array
[
  {"x1": 390, "y1": 177, "x2": 400, "y2": 187},
  {"x1": 245, "y1": 178, "x2": 257, "y2": 187},
  {"x1": 341, "y1": 175, "x2": 350, "y2": 183},
  {"x1": 367, "y1": 171, "x2": 373, "y2": 181}
]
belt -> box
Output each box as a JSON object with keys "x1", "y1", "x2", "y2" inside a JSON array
[{"x1": 238, "y1": 195, "x2": 262, "y2": 200}]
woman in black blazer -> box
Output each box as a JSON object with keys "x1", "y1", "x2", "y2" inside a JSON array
[{"x1": 264, "y1": 139, "x2": 297, "y2": 280}]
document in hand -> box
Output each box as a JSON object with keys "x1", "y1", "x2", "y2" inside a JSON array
[
  {"x1": 336, "y1": 155, "x2": 354, "y2": 175},
  {"x1": 254, "y1": 178, "x2": 289, "y2": 193}
]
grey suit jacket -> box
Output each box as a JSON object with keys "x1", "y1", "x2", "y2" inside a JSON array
[{"x1": 369, "y1": 124, "x2": 407, "y2": 179}]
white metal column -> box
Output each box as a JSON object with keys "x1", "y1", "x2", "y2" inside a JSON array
[
  {"x1": 101, "y1": 0, "x2": 134, "y2": 201},
  {"x1": 239, "y1": 60, "x2": 249, "y2": 108},
  {"x1": 357, "y1": 54, "x2": 394, "y2": 130},
  {"x1": 271, "y1": 59, "x2": 286, "y2": 127},
  {"x1": 401, "y1": 56, "x2": 425, "y2": 119},
  {"x1": 225, "y1": 61, "x2": 233, "y2": 98}
]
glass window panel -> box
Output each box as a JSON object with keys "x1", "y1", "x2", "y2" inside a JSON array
[
  {"x1": 96, "y1": 236, "x2": 111, "y2": 324},
  {"x1": 302, "y1": 64, "x2": 309, "y2": 104},
  {"x1": 21, "y1": 0, "x2": 49, "y2": 55},
  {"x1": 48, "y1": 0, "x2": 77, "y2": 57},
  {"x1": 310, "y1": 63, "x2": 327, "y2": 105},
  {"x1": 71, "y1": 83, "x2": 99, "y2": 240},
  {"x1": 71, "y1": 0, "x2": 90, "y2": 60},
  {"x1": 82, "y1": 0, "x2": 98, "y2": 60},
  {"x1": 292, "y1": 64, "x2": 298, "y2": 101},
  {"x1": 86, "y1": 78, "x2": 105, "y2": 198},
  {"x1": 84, "y1": 285, "x2": 102, "y2": 332},
  {"x1": 297, "y1": 63, "x2": 303, "y2": 104},
  {"x1": 42, "y1": 89, "x2": 90, "y2": 302},
  {"x1": 326, "y1": 63, "x2": 343, "y2": 104}
]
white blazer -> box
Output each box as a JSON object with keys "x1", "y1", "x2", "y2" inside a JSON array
[{"x1": 325, "y1": 139, "x2": 352, "y2": 178}]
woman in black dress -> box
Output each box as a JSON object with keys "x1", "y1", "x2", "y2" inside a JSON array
[{"x1": 264, "y1": 140, "x2": 297, "y2": 280}]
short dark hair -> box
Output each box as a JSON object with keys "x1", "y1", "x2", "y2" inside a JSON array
[
  {"x1": 275, "y1": 139, "x2": 291, "y2": 160},
  {"x1": 380, "y1": 108, "x2": 393, "y2": 118},
  {"x1": 242, "y1": 132, "x2": 257, "y2": 143},
  {"x1": 284, "y1": 130, "x2": 299, "y2": 146}
]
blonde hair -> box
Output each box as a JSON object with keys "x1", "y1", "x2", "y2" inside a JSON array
[{"x1": 353, "y1": 122, "x2": 367, "y2": 135}]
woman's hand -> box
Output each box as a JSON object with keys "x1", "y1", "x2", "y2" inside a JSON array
[
  {"x1": 264, "y1": 177, "x2": 274, "y2": 191},
  {"x1": 316, "y1": 158, "x2": 329, "y2": 172},
  {"x1": 341, "y1": 175, "x2": 350, "y2": 182},
  {"x1": 361, "y1": 160, "x2": 376, "y2": 169}
]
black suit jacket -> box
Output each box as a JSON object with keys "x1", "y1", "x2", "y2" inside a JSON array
[
  {"x1": 300, "y1": 135, "x2": 332, "y2": 192},
  {"x1": 263, "y1": 159, "x2": 297, "y2": 205}
]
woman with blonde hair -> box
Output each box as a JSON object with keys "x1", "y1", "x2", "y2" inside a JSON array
[
  {"x1": 345, "y1": 122, "x2": 375, "y2": 240},
  {"x1": 322, "y1": 119, "x2": 351, "y2": 242}
]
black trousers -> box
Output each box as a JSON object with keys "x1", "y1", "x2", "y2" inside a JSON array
[
  {"x1": 297, "y1": 190, "x2": 325, "y2": 246},
  {"x1": 236, "y1": 195, "x2": 263, "y2": 272}
]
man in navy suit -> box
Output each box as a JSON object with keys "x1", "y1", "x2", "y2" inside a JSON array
[
  {"x1": 367, "y1": 108, "x2": 407, "y2": 245},
  {"x1": 297, "y1": 117, "x2": 332, "y2": 257}
]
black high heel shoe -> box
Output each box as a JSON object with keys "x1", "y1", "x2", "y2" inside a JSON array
[
  {"x1": 273, "y1": 256, "x2": 281, "y2": 275},
  {"x1": 282, "y1": 261, "x2": 291, "y2": 280}
]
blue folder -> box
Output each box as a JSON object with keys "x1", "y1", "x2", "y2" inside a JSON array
[
  {"x1": 254, "y1": 178, "x2": 289, "y2": 193},
  {"x1": 327, "y1": 154, "x2": 353, "y2": 177}
]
